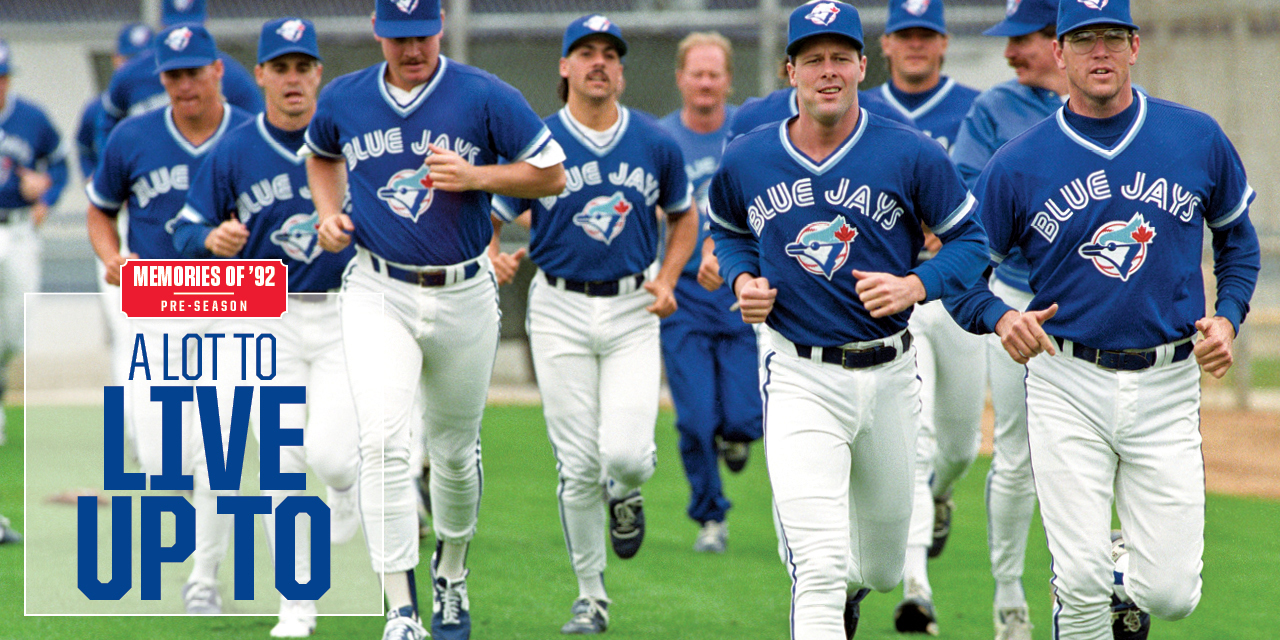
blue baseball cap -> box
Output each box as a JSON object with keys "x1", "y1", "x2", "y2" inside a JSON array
[
  {"x1": 258, "y1": 18, "x2": 321, "y2": 63},
  {"x1": 787, "y1": 1, "x2": 864, "y2": 56},
  {"x1": 162, "y1": 0, "x2": 207, "y2": 27},
  {"x1": 0, "y1": 39, "x2": 11, "y2": 76},
  {"x1": 885, "y1": 0, "x2": 946, "y2": 35},
  {"x1": 984, "y1": 0, "x2": 1057, "y2": 37},
  {"x1": 117, "y1": 23, "x2": 154, "y2": 58},
  {"x1": 1057, "y1": 0, "x2": 1138, "y2": 37},
  {"x1": 375, "y1": 0, "x2": 442, "y2": 39},
  {"x1": 155, "y1": 24, "x2": 218, "y2": 72},
  {"x1": 562, "y1": 15, "x2": 628, "y2": 58}
]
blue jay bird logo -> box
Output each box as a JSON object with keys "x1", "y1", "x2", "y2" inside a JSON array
[
  {"x1": 276, "y1": 19, "x2": 307, "y2": 43},
  {"x1": 805, "y1": 2, "x2": 842, "y2": 26},
  {"x1": 786, "y1": 215, "x2": 858, "y2": 280},
  {"x1": 1077, "y1": 213, "x2": 1155, "y2": 281},
  {"x1": 377, "y1": 160, "x2": 435, "y2": 222},
  {"x1": 1005, "y1": 0, "x2": 1022, "y2": 16},
  {"x1": 270, "y1": 212, "x2": 324, "y2": 264},
  {"x1": 1077, "y1": 0, "x2": 1109, "y2": 9},
  {"x1": 165, "y1": 27, "x2": 193, "y2": 52},
  {"x1": 393, "y1": 0, "x2": 420, "y2": 15},
  {"x1": 904, "y1": 0, "x2": 931, "y2": 17},
  {"x1": 573, "y1": 192, "x2": 633, "y2": 245}
]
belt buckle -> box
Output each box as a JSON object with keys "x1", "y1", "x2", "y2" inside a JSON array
[
  {"x1": 838, "y1": 346, "x2": 873, "y2": 369},
  {"x1": 415, "y1": 269, "x2": 446, "y2": 287}
]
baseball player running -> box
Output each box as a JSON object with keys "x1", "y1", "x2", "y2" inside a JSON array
[
  {"x1": 656, "y1": 31, "x2": 760, "y2": 555},
  {"x1": 0, "y1": 39, "x2": 69, "y2": 445},
  {"x1": 303, "y1": 1, "x2": 565, "y2": 638},
  {"x1": 172, "y1": 18, "x2": 361, "y2": 637},
  {"x1": 96, "y1": 0, "x2": 262, "y2": 154},
  {"x1": 708, "y1": 3, "x2": 988, "y2": 638},
  {"x1": 945, "y1": 0, "x2": 1260, "y2": 637},
  {"x1": 860, "y1": 1, "x2": 985, "y2": 634},
  {"x1": 490, "y1": 15, "x2": 697, "y2": 633},
  {"x1": 86, "y1": 24, "x2": 254, "y2": 614},
  {"x1": 949, "y1": 1, "x2": 1066, "y2": 637}
]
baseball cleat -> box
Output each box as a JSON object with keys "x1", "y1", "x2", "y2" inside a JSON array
[
  {"x1": 994, "y1": 606, "x2": 1032, "y2": 640},
  {"x1": 693, "y1": 520, "x2": 727, "y2": 553},
  {"x1": 608, "y1": 490, "x2": 645, "y2": 559},
  {"x1": 894, "y1": 580, "x2": 939, "y2": 636},
  {"x1": 928, "y1": 494, "x2": 953, "y2": 558},
  {"x1": 843, "y1": 587, "x2": 871, "y2": 638},
  {"x1": 717, "y1": 436, "x2": 750, "y2": 473},
  {"x1": 560, "y1": 596, "x2": 609, "y2": 634},
  {"x1": 271, "y1": 599, "x2": 317, "y2": 637},
  {"x1": 181, "y1": 580, "x2": 222, "y2": 614},
  {"x1": 327, "y1": 485, "x2": 359, "y2": 545},
  {"x1": 383, "y1": 605, "x2": 428, "y2": 640},
  {"x1": 1111, "y1": 595, "x2": 1150, "y2": 639},
  {"x1": 0, "y1": 515, "x2": 21, "y2": 544},
  {"x1": 431, "y1": 572, "x2": 471, "y2": 640}
]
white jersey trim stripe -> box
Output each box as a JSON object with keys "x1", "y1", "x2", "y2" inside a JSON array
[
  {"x1": 1056, "y1": 91, "x2": 1147, "y2": 160},
  {"x1": 256, "y1": 113, "x2": 304, "y2": 165},
  {"x1": 707, "y1": 202, "x2": 750, "y2": 235},
  {"x1": 377, "y1": 57, "x2": 450, "y2": 119},
  {"x1": 664, "y1": 185, "x2": 693, "y2": 215},
  {"x1": 930, "y1": 191, "x2": 975, "y2": 236},
  {"x1": 557, "y1": 106, "x2": 630, "y2": 158},
  {"x1": 303, "y1": 129, "x2": 343, "y2": 159},
  {"x1": 778, "y1": 109, "x2": 868, "y2": 176},
  {"x1": 164, "y1": 103, "x2": 233, "y2": 156},
  {"x1": 989, "y1": 249, "x2": 1006, "y2": 264},
  {"x1": 878, "y1": 78, "x2": 955, "y2": 122},
  {"x1": 512, "y1": 126, "x2": 552, "y2": 163},
  {"x1": 177, "y1": 203, "x2": 209, "y2": 224},
  {"x1": 85, "y1": 182, "x2": 121, "y2": 211},
  {"x1": 491, "y1": 196, "x2": 518, "y2": 223},
  {"x1": 1207, "y1": 184, "x2": 1254, "y2": 229}
]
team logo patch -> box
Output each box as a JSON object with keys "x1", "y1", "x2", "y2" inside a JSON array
[
  {"x1": 276, "y1": 19, "x2": 307, "y2": 43},
  {"x1": 129, "y1": 25, "x2": 151, "y2": 48},
  {"x1": 1005, "y1": 0, "x2": 1022, "y2": 17},
  {"x1": 1077, "y1": 0, "x2": 1108, "y2": 9},
  {"x1": 805, "y1": 2, "x2": 841, "y2": 26},
  {"x1": 583, "y1": 15, "x2": 613, "y2": 32},
  {"x1": 573, "y1": 192, "x2": 633, "y2": 245},
  {"x1": 903, "y1": 0, "x2": 930, "y2": 17},
  {"x1": 377, "y1": 161, "x2": 435, "y2": 222},
  {"x1": 165, "y1": 27, "x2": 193, "y2": 52},
  {"x1": 1077, "y1": 213, "x2": 1155, "y2": 282},
  {"x1": 394, "y1": 0, "x2": 420, "y2": 15},
  {"x1": 173, "y1": 0, "x2": 195, "y2": 11},
  {"x1": 270, "y1": 212, "x2": 325, "y2": 264},
  {"x1": 785, "y1": 215, "x2": 858, "y2": 280}
]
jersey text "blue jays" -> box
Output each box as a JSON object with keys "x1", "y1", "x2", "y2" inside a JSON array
[
  {"x1": 748, "y1": 177, "x2": 905, "y2": 235},
  {"x1": 1032, "y1": 170, "x2": 1202, "y2": 243}
]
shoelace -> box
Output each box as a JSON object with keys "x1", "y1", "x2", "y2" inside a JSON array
[
  {"x1": 1000, "y1": 608, "x2": 1029, "y2": 625},
  {"x1": 438, "y1": 580, "x2": 465, "y2": 625},
  {"x1": 612, "y1": 498, "x2": 639, "y2": 531},
  {"x1": 571, "y1": 599, "x2": 604, "y2": 624},
  {"x1": 189, "y1": 584, "x2": 217, "y2": 604}
]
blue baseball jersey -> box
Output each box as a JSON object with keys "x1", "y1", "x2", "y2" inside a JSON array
[
  {"x1": 76, "y1": 95, "x2": 107, "y2": 180},
  {"x1": 87, "y1": 104, "x2": 252, "y2": 258},
  {"x1": 726, "y1": 88, "x2": 915, "y2": 140},
  {"x1": 948, "y1": 91, "x2": 1259, "y2": 349},
  {"x1": 658, "y1": 105, "x2": 737, "y2": 279},
  {"x1": 951, "y1": 78, "x2": 1064, "y2": 294},
  {"x1": 0, "y1": 96, "x2": 69, "y2": 210},
  {"x1": 174, "y1": 113, "x2": 356, "y2": 292},
  {"x1": 305, "y1": 57, "x2": 552, "y2": 266},
  {"x1": 493, "y1": 106, "x2": 692, "y2": 282},
  {"x1": 862, "y1": 77, "x2": 980, "y2": 150},
  {"x1": 97, "y1": 49, "x2": 263, "y2": 152},
  {"x1": 708, "y1": 111, "x2": 987, "y2": 347}
]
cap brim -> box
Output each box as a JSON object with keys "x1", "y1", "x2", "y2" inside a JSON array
[
  {"x1": 983, "y1": 19, "x2": 1050, "y2": 37},
  {"x1": 564, "y1": 34, "x2": 627, "y2": 58},
  {"x1": 259, "y1": 46, "x2": 322, "y2": 64},
  {"x1": 1059, "y1": 19, "x2": 1139, "y2": 37},
  {"x1": 375, "y1": 18, "x2": 442, "y2": 39},
  {"x1": 157, "y1": 55, "x2": 216, "y2": 72},
  {"x1": 885, "y1": 20, "x2": 945, "y2": 35},
  {"x1": 786, "y1": 31, "x2": 863, "y2": 56}
]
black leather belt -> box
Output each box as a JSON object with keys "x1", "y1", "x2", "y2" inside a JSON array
[
  {"x1": 370, "y1": 255, "x2": 481, "y2": 287},
  {"x1": 795, "y1": 331, "x2": 912, "y2": 369},
  {"x1": 1054, "y1": 336, "x2": 1193, "y2": 371},
  {"x1": 288, "y1": 292, "x2": 332, "y2": 303},
  {"x1": 545, "y1": 272, "x2": 645, "y2": 297}
]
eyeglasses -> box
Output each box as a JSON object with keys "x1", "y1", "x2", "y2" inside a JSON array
[{"x1": 1064, "y1": 28, "x2": 1132, "y2": 54}]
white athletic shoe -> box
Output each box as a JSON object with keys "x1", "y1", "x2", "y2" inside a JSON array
[
  {"x1": 271, "y1": 599, "x2": 317, "y2": 637},
  {"x1": 181, "y1": 580, "x2": 222, "y2": 614},
  {"x1": 693, "y1": 520, "x2": 727, "y2": 553},
  {"x1": 1111, "y1": 530, "x2": 1131, "y2": 602},
  {"x1": 328, "y1": 485, "x2": 359, "y2": 545},
  {"x1": 994, "y1": 606, "x2": 1032, "y2": 640},
  {"x1": 383, "y1": 606, "x2": 428, "y2": 640}
]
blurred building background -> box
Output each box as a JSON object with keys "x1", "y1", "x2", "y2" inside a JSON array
[{"x1": 0, "y1": 0, "x2": 1275, "y2": 404}]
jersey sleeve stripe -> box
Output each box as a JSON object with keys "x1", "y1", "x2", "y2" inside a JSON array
[
  {"x1": 491, "y1": 197, "x2": 517, "y2": 223},
  {"x1": 177, "y1": 204, "x2": 210, "y2": 225},
  {"x1": 100, "y1": 93, "x2": 125, "y2": 119},
  {"x1": 663, "y1": 184, "x2": 693, "y2": 215},
  {"x1": 511, "y1": 126, "x2": 553, "y2": 163},
  {"x1": 989, "y1": 249, "x2": 1006, "y2": 265},
  {"x1": 930, "y1": 192, "x2": 976, "y2": 236},
  {"x1": 303, "y1": 130, "x2": 343, "y2": 159},
  {"x1": 707, "y1": 203, "x2": 749, "y2": 235},
  {"x1": 85, "y1": 183, "x2": 121, "y2": 211},
  {"x1": 1207, "y1": 184, "x2": 1255, "y2": 229}
]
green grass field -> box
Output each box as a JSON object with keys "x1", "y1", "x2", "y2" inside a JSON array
[{"x1": 2, "y1": 403, "x2": 1278, "y2": 639}]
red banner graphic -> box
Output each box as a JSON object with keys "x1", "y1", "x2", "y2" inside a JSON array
[{"x1": 119, "y1": 259, "x2": 288, "y2": 318}]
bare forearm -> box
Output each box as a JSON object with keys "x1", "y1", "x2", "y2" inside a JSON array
[
  {"x1": 306, "y1": 156, "x2": 346, "y2": 222},
  {"x1": 87, "y1": 205, "x2": 122, "y2": 262},
  {"x1": 474, "y1": 162, "x2": 565, "y2": 199},
  {"x1": 657, "y1": 207, "x2": 698, "y2": 288}
]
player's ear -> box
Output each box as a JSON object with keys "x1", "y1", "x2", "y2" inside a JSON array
[
  {"x1": 559, "y1": 56, "x2": 570, "y2": 79},
  {"x1": 253, "y1": 63, "x2": 265, "y2": 89},
  {"x1": 1128, "y1": 33, "x2": 1139, "y2": 64},
  {"x1": 212, "y1": 58, "x2": 225, "y2": 82},
  {"x1": 786, "y1": 60, "x2": 796, "y2": 87}
]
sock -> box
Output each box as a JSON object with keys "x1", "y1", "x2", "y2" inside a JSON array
[
  {"x1": 384, "y1": 570, "x2": 417, "y2": 616},
  {"x1": 436, "y1": 539, "x2": 468, "y2": 580},
  {"x1": 577, "y1": 572, "x2": 608, "y2": 602},
  {"x1": 994, "y1": 578, "x2": 1026, "y2": 609},
  {"x1": 903, "y1": 545, "x2": 931, "y2": 598}
]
